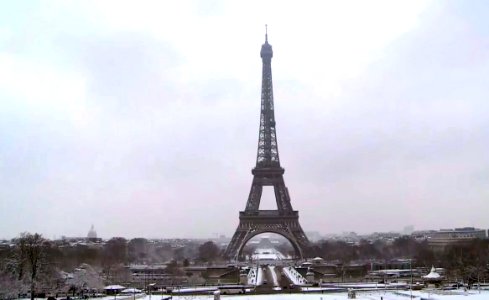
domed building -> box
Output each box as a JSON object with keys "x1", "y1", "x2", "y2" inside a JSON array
[{"x1": 87, "y1": 224, "x2": 98, "y2": 241}]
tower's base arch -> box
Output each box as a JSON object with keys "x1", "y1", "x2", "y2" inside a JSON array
[
  {"x1": 237, "y1": 229, "x2": 303, "y2": 259},
  {"x1": 225, "y1": 210, "x2": 311, "y2": 260}
]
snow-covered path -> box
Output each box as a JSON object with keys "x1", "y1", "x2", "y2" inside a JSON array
[
  {"x1": 256, "y1": 265, "x2": 264, "y2": 285},
  {"x1": 252, "y1": 248, "x2": 285, "y2": 260},
  {"x1": 268, "y1": 265, "x2": 279, "y2": 287},
  {"x1": 282, "y1": 266, "x2": 307, "y2": 285}
]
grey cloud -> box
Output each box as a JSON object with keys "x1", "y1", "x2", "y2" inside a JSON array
[{"x1": 1, "y1": 2, "x2": 489, "y2": 239}]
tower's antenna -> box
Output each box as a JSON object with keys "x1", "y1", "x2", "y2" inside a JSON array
[{"x1": 265, "y1": 24, "x2": 268, "y2": 42}]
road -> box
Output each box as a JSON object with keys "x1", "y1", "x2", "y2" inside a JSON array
[
  {"x1": 251, "y1": 248, "x2": 297, "y2": 292},
  {"x1": 254, "y1": 264, "x2": 296, "y2": 293}
]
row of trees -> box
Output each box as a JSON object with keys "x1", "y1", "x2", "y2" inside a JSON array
[
  {"x1": 74, "y1": 237, "x2": 221, "y2": 266},
  {"x1": 316, "y1": 236, "x2": 436, "y2": 265},
  {"x1": 2, "y1": 233, "x2": 488, "y2": 297},
  {"x1": 0, "y1": 233, "x2": 224, "y2": 299},
  {"x1": 315, "y1": 237, "x2": 489, "y2": 283},
  {"x1": 443, "y1": 239, "x2": 489, "y2": 283},
  {"x1": 33, "y1": 237, "x2": 211, "y2": 270}
]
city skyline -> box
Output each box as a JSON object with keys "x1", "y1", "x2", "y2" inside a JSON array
[
  {"x1": 1, "y1": 1, "x2": 489, "y2": 239},
  {"x1": 4, "y1": 224, "x2": 486, "y2": 241}
]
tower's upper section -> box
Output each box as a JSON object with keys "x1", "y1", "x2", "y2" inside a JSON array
[
  {"x1": 255, "y1": 29, "x2": 281, "y2": 170},
  {"x1": 260, "y1": 32, "x2": 273, "y2": 61}
]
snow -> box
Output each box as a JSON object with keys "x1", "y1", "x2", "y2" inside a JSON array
[
  {"x1": 423, "y1": 266, "x2": 442, "y2": 279},
  {"x1": 301, "y1": 287, "x2": 346, "y2": 292},
  {"x1": 282, "y1": 266, "x2": 307, "y2": 285},
  {"x1": 252, "y1": 248, "x2": 285, "y2": 260},
  {"x1": 268, "y1": 265, "x2": 279, "y2": 287},
  {"x1": 257, "y1": 266, "x2": 264, "y2": 285},
  {"x1": 325, "y1": 282, "x2": 408, "y2": 289},
  {"x1": 403, "y1": 289, "x2": 489, "y2": 300},
  {"x1": 171, "y1": 286, "x2": 217, "y2": 293},
  {"x1": 133, "y1": 289, "x2": 489, "y2": 300},
  {"x1": 248, "y1": 267, "x2": 259, "y2": 285},
  {"x1": 104, "y1": 284, "x2": 126, "y2": 290},
  {"x1": 28, "y1": 288, "x2": 489, "y2": 300},
  {"x1": 121, "y1": 288, "x2": 142, "y2": 293}
]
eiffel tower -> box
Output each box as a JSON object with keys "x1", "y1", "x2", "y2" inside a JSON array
[{"x1": 224, "y1": 29, "x2": 312, "y2": 260}]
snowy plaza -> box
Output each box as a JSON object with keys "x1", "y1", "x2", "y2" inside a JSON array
[{"x1": 94, "y1": 289, "x2": 489, "y2": 300}]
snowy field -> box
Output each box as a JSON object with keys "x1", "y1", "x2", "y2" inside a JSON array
[
  {"x1": 93, "y1": 289, "x2": 489, "y2": 300},
  {"x1": 251, "y1": 248, "x2": 285, "y2": 260}
]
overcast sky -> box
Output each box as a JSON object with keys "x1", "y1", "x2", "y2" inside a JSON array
[{"x1": 1, "y1": 1, "x2": 488, "y2": 240}]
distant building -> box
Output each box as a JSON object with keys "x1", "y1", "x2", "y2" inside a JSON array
[
  {"x1": 428, "y1": 227, "x2": 486, "y2": 251},
  {"x1": 87, "y1": 224, "x2": 97, "y2": 239},
  {"x1": 411, "y1": 230, "x2": 437, "y2": 242},
  {"x1": 127, "y1": 264, "x2": 176, "y2": 286},
  {"x1": 402, "y1": 225, "x2": 414, "y2": 235}
]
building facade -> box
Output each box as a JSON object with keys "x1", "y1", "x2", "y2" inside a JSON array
[{"x1": 428, "y1": 227, "x2": 487, "y2": 251}]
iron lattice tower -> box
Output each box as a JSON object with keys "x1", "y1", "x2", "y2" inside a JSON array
[{"x1": 224, "y1": 31, "x2": 312, "y2": 259}]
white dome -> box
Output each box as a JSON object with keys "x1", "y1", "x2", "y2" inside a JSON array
[{"x1": 87, "y1": 225, "x2": 97, "y2": 239}]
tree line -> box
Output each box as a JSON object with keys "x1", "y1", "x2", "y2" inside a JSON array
[
  {"x1": 314, "y1": 236, "x2": 489, "y2": 283},
  {"x1": 0, "y1": 233, "x2": 223, "y2": 299},
  {"x1": 1, "y1": 232, "x2": 488, "y2": 298}
]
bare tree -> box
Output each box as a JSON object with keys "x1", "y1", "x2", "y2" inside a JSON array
[
  {"x1": 13, "y1": 232, "x2": 48, "y2": 300},
  {"x1": 198, "y1": 241, "x2": 220, "y2": 263},
  {"x1": 128, "y1": 238, "x2": 149, "y2": 263},
  {"x1": 0, "y1": 262, "x2": 23, "y2": 299}
]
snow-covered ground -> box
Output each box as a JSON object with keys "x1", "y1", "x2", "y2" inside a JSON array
[
  {"x1": 125, "y1": 289, "x2": 489, "y2": 300},
  {"x1": 323, "y1": 282, "x2": 408, "y2": 289},
  {"x1": 256, "y1": 265, "x2": 264, "y2": 285},
  {"x1": 74, "y1": 287, "x2": 489, "y2": 300},
  {"x1": 170, "y1": 286, "x2": 217, "y2": 293},
  {"x1": 252, "y1": 248, "x2": 285, "y2": 260},
  {"x1": 268, "y1": 265, "x2": 279, "y2": 286}
]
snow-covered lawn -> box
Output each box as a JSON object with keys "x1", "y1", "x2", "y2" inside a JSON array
[
  {"x1": 77, "y1": 288, "x2": 489, "y2": 300},
  {"x1": 252, "y1": 248, "x2": 285, "y2": 260},
  {"x1": 322, "y1": 282, "x2": 408, "y2": 289},
  {"x1": 406, "y1": 289, "x2": 489, "y2": 300},
  {"x1": 129, "y1": 289, "x2": 489, "y2": 300}
]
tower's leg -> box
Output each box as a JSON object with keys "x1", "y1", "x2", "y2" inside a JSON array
[
  {"x1": 224, "y1": 224, "x2": 249, "y2": 260},
  {"x1": 288, "y1": 221, "x2": 316, "y2": 257}
]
